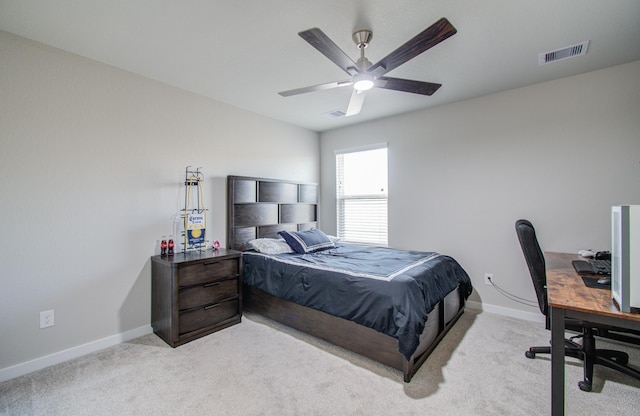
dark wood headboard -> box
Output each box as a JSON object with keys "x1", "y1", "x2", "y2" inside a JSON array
[{"x1": 227, "y1": 176, "x2": 318, "y2": 251}]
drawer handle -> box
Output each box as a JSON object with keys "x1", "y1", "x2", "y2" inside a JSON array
[
  {"x1": 204, "y1": 303, "x2": 220, "y2": 310},
  {"x1": 204, "y1": 282, "x2": 220, "y2": 288}
]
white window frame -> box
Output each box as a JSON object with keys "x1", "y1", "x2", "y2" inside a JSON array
[{"x1": 335, "y1": 144, "x2": 388, "y2": 246}]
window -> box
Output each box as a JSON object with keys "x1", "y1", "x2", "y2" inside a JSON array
[{"x1": 336, "y1": 145, "x2": 388, "y2": 246}]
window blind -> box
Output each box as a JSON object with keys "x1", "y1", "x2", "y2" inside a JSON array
[{"x1": 336, "y1": 146, "x2": 388, "y2": 246}]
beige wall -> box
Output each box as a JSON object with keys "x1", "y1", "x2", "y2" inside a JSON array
[
  {"x1": 320, "y1": 60, "x2": 640, "y2": 317},
  {"x1": 0, "y1": 31, "x2": 319, "y2": 374}
]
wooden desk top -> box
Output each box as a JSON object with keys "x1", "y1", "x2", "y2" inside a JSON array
[{"x1": 545, "y1": 251, "x2": 640, "y2": 322}]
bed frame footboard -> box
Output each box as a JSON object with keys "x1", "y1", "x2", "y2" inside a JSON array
[{"x1": 244, "y1": 283, "x2": 466, "y2": 382}]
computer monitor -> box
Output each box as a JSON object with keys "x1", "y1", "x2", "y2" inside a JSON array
[{"x1": 611, "y1": 205, "x2": 640, "y2": 312}]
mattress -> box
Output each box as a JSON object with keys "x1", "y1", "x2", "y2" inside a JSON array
[{"x1": 242, "y1": 244, "x2": 472, "y2": 359}]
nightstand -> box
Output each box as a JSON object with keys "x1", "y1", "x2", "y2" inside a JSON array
[{"x1": 151, "y1": 248, "x2": 242, "y2": 347}]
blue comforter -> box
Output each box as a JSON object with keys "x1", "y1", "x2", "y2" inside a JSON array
[{"x1": 242, "y1": 244, "x2": 472, "y2": 360}]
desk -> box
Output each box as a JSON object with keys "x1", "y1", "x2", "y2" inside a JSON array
[{"x1": 545, "y1": 252, "x2": 640, "y2": 415}]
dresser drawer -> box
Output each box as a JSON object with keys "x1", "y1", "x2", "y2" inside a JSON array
[
  {"x1": 178, "y1": 258, "x2": 239, "y2": 287},
  {"x1": 151, "y1": 249, "x2": 242, "y2": 347},
  {"x1": 179, "y1": 299, "x2": 240, "y2": 335},
  {"x1": 178, "y1": 278, "x2": 239, "y2": 311}
]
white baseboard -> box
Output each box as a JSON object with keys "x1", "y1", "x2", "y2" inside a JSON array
[
  {"x1": 0, "y1": 325, "x2": 153, "y2": 383},
  {"x1": 466, "y1": 300, "x2": 545, "y2": 324},
  {"x1": 1, "y1": 302, "x2": 540, "y2": 383}
]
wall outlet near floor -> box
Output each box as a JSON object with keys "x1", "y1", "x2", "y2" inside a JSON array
[
  {"x1": 484, "y1": 273, "x2": 494, "y2": 285},
  {"x1": 40, "y1": 310, "x2": 55, "y2": 329}
]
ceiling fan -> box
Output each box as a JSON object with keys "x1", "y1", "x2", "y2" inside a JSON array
[{"x1": 278, "y1": 18, "x2": 457, "y2": 117}]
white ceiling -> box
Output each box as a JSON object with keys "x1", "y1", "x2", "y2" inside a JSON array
[{"x1": 1, "y1": 1, "x2": 639, "y2": 132}]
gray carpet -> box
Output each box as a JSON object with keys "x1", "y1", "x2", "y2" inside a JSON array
[{"x1": 1, "y1": 310, "x2": 639, "y2": 415}]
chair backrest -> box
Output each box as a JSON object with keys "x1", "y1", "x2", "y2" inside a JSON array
[{"x1": 515, "y1": 219, "x2": 548, "y2": 317}]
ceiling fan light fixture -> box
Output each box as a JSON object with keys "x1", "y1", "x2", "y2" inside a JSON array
[{"x1": 353, "y1": 73, "x2": 374, "y2": 91}]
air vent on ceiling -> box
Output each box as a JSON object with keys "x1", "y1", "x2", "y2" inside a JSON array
[
  {"x1": 539, "y1": 40, "x2": 590, "y2": 65},
  {"x1": 323, "y1": 110, "x2": 346, "y2": 118}
]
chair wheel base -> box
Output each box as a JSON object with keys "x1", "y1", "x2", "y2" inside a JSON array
[
  {"x1": 578, "y1": 381, "x2": 592, "y2": 392},
  {"x1": 525, "y1": 350, "x2": 536, "y2": 359}
]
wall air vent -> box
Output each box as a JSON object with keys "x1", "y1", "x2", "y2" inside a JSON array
[
  {"x1": 539, "y1": 41, "x2": 590, "y2": 65},
  {"x1": 323, "y1": 110, "x2": 346, "y2": 118}
]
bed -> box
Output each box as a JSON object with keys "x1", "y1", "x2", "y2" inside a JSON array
[{"x1": 227, "y1": 175, "x2": 472, "y2": 382}]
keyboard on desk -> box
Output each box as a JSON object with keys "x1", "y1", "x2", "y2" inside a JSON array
[{"x1": 572, "y1": 259, "x2": 611, "y2": 275}]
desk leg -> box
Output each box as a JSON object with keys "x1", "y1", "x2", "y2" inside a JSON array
[{"x1": 550, "y1": 306, "x2": 565, "y2": 416}]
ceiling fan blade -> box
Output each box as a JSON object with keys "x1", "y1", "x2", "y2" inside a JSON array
[
  {"x1": 279, "y1": 80, "x2": 352, "y2": 97},
  {"x1": 369, "y1": 18, "x2": 457, "y2": 75},
  {"x1": 376, "y1": 76, "x2": 441, "y2": 96},
  {"x1": 346, "y1": 89, "x2": 366, "y2": 117},
  {"x1": 298, "y1": 28, "x2": 359, "y2": 76}
]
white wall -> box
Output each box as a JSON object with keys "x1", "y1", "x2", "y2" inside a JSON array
[
  {"x1": 320, "y1": 61, "x2": 640, "y2": 316},
  {"x1": 0, "y1": 31, "x2": 319, "y2": 375}
]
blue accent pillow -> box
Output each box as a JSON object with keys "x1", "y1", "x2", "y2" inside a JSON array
[{"x1": 278, "y1": 229, "x2": 335, "y2": 254}]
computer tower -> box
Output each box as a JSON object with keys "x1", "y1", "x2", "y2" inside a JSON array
[{"x1": 611, "y1": 205, "x2": 640, "y2": 312}]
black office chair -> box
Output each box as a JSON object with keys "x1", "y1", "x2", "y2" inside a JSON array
[{"x1": 515, "y1": 219, "x2": 640, "y2": 392}]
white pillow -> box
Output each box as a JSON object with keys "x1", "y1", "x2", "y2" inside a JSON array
[
  {"x1": 248, "y1": 238, "x2": 293, "y2": 255},
  {"x1": 327, "y1": 235, "x2": 341, "y2": 244}
]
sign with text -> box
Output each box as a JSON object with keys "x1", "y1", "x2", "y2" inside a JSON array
[{"x1": 186, "y1": 212, "x2": 205, "y2": 246}]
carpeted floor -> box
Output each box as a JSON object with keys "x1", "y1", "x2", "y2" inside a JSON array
[{"x1": 1, "y1": 309, "x2": 639, "y2": 415}]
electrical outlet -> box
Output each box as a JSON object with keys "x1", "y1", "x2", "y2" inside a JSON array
[
  {"x1": 40, "y1": 310, "x2": 54, "y2": 329},
  {"x1": 484, "y1": 273, "x2": 494, "y2": 285}
]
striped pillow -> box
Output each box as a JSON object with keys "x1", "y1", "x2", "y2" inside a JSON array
[{"x1": 278, "y1": 229, "x2": 335, "y2": 254}]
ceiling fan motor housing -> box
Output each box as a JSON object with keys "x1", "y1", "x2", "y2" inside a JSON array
[
  {"x1": 352, "y1": 29, "x2": 372, "y2": 49},
  {"x1": 352, "y1": 30, "x2": 374, "y2": 72}
]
